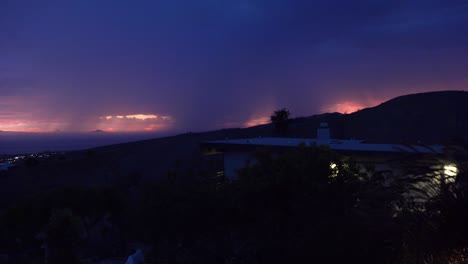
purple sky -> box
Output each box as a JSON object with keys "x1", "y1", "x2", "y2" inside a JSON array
[{"x1": 1, "y1": 0, "x2": 467, "y2": 134}]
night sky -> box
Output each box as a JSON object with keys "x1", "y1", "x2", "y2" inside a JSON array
[{"x1": 1, "y1": 0, "x2": 467, "y2": 133}]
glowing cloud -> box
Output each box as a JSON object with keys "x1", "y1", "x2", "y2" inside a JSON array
[
  {"x1": 100, "y1": 114, "x2": 158, "y2": 120},
  {"x1": 125, "y1": 114, "x2": 158, "y2": 120},
  {"x1": 96, "y1": 113, "x2": 174, "y2": 132}
]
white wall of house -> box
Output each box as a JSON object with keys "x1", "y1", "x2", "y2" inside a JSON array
[{"x1": 224, "y1": 152, "x2": 255, "y2": 179}]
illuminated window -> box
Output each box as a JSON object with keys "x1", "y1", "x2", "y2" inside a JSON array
[
  {"x1": 330, "y1": 162, "x2": 338, "y2": 178},
  {"x1": 444, "y1": 164, "x2": 458, "y2": 177},
  {"x1": 443, "y1": 164, "x2": 458, "y2": 184}
]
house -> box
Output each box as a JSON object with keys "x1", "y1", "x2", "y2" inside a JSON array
[{"x1": 201, "y1": 123, "x2": 453, "y2": 179}]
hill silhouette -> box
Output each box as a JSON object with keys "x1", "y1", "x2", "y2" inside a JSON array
[
  {"x1": 340, "y1": 90, "x2": 468, "y2": 144},
  {"x1": 251, "y1": 90, "x2": 468, "y2": 144}
]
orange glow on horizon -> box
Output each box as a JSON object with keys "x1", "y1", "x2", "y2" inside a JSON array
[
  {"x1": 322, "y1": 98, "x2": 384, "y2": 114},
  {"x1": 143, "y1": 123, "x2": 173, "y2": 131},
  {"x1": 0, "y1": 120, "x2": 63, "y2": 133},
  {"x1": 324, "y1": 102, "x2": 365, "y2": 114},
  {"x1": 221, "y1": 115, "x2": 271, "y2": 129},
  {"x1": 243, "y1": 116, "x2": 270, "y2": 128},
  {"x1": 0, "y1": 113, "x2": 175, "y2": 133}
]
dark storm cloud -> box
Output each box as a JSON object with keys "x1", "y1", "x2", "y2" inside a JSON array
[{"x1": 0, "y1": 0, "x2": 467, "y2": 132}]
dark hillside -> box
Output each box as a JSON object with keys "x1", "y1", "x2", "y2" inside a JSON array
[
  {"x1": 264, "y1": 91, "x2": 468, "y2": 143},
  {"x1": 340, "y1": 91, "x2": 468, "y2": 143}
]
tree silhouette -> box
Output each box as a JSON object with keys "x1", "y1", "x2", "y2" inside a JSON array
[{"x1": 270, "y1": 108, "x2": 290, "y2": 135}]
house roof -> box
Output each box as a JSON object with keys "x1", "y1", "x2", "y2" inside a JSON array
[{"x1": 203, "y1": 137, "x2": 444, "y2": 154}]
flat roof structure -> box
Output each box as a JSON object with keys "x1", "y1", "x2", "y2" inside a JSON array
[
  {"x1": 202, "y1": 137, "x2": 444, "y2": 154},
  {"x1": 200, "y1": 123, "x2": 446, "y2": 178}
]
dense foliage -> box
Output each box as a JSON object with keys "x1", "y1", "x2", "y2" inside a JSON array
[{"x1": 1, "y1": 145, "x2": 467, "y2": 263}]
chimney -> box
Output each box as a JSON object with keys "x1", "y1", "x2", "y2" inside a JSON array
[{"x1": 317, "y1": 123, "x2": 330, "y2": 139}]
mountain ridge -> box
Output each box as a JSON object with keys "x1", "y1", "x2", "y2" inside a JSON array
[{"x1": 339, "y1": 90, "x2": 468, "y2": 143}]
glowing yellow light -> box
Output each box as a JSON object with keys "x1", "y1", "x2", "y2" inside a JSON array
[
  {"x1": 116, "y1": 115, "x2": 124, "y2": 119},
  {"x1": 330, "y1": 162, "x2": 338, "y2": 178},
  {"x1": 444, "y1": 164, "x2": 458, "y2": 177}
]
